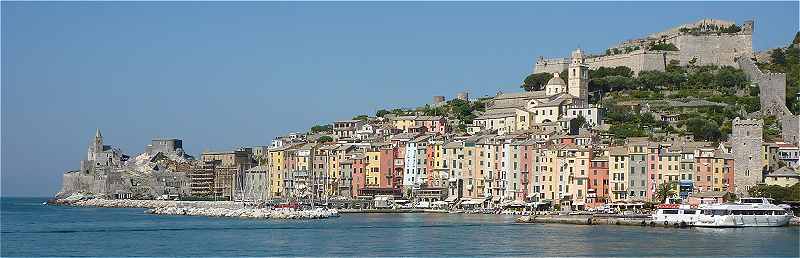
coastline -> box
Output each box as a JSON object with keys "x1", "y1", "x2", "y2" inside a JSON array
[{"x1": 46, "y1": 198, "x2": 800, "y2": 226}]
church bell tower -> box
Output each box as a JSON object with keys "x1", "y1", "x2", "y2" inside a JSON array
[
  {"x1": 568, "y1": 48, "x2": 589, "y2": 106},
  {"x1": 88, "y1": 128, "x2": 103, "y2": 161}
]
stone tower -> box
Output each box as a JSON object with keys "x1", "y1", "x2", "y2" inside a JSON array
[
  {"x1": 568, "y1": 48, "x2": 589, "y2": 106},
  {"x1": 731, "y1": 118, "x2": 763, "y2": 197},
  {"x1": 88, "y1": 128, "x2": 103, "y2": 161}
]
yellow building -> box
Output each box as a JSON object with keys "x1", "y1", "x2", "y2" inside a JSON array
[
  {"x1": 391, "y1": 116, "x2": 417, "y2": 132},
  {"x1": 609, "y1": 146, "x2": 627, "y2": 202},
  {"x1": 365, "y1": 150, "x2": 381, "y2": 187},
  {"x1": 268, "y1": 148, "x2": 286, "y2": 198},
  {"x1": 657, "y1": 151, "x2": 682, "y2": 183},
  {"x1": 432, "y1": 140, "x2": 446, "y2": 187},
  {"x1": 542, "y1": 148, "x2": 559, "y2": 201},
  {"x1": 572, "y1": 147, "x2": 591, "y2": 207},
  {"x1": 462, "y1": 144, "x2": 479, "y2": 199},
  {"x1": 470, "y1": 108, "x2": 532, "y2": 135},
  {"x1": 765, "y1": 167, "x2": 800, "y2": 187}
]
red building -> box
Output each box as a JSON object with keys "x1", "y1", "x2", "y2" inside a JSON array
[
  {"x1": 588, "y1": 158, "x2": 609, "y2": 208},
  {"x1": 350, "y1": 155, "x2": 367, "y2": 198},
  {"x1": 378, "y1": 147, "x2": 400, "y2": 188}
]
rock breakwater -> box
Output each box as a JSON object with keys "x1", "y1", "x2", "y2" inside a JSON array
[
  {"x1": 52, "y1": 198, "x2": 243, "y2": 209},
  {"x1": 146, "y1": 207, "x2": 337, "y2": 219},
  {"x1": 48, "y1": 198, "x2": 336, "y2": 220}
]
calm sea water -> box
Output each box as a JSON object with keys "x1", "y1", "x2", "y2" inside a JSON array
[{"x1": 2, "y1": 197, "x2": 799, "y2": 257}]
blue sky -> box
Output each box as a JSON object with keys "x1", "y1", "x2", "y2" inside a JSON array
[{"x1": 2, "y1": 1, "x2": 798, "y2": 197}]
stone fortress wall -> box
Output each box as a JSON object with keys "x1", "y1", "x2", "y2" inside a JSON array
[
  {"x1": 737, "y1": 56, "x2": 799, "y2": 145},
  {"x1": 534, "y1": 19, "x2": 753, "y2": 75}
]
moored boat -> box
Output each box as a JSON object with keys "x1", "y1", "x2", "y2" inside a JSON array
[
  {"x1": 651, "y1": 203, "x2": 702, "y2": 226},
  {"x1": 693, "y1": 198, "x2": 793, "y2": 227}
]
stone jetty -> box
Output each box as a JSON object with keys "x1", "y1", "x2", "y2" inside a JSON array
[
  {"x1": 48, "y1": 198, "x2": 336, "y2": 220},
  {"x1": 55, "y1": 198, "x2": 244, "y2": 209},
  {"x1": 146, "y1": 206, "x2": 336, "y2": 219}
]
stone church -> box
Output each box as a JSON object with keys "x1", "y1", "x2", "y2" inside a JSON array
[{"x1": 470, "y1": 49, "x2": 602, "y2": 135}]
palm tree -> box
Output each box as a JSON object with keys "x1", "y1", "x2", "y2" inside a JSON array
[{"x1": 655, "y1": 181, "x2": 677, "y2": 204}]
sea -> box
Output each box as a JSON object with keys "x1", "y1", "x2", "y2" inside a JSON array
[{"x1": 2, "y1": 197, "x2": 799, "y2": 257}]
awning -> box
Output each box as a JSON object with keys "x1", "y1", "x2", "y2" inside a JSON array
[
  {"x1": 461, "y1": 199, "x2": 481, "y2": 205},
  {"x1": 445, "y1": 196, "x2": 458, "y2": 202},
  {"x1": 432, "y1": 201, "x2": 448, "y2": 206},
  {"x1": 417, "y1": 201, "x2": 430, "y2": 208},
  {"x1": 510, "y1": 200, "x2": 526, "y2": 206}
]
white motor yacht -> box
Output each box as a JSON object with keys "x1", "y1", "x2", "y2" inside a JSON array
[
  {"x1": 694, "y1": 198, "x2": 792, "y2": 227},
  {"x1": 652, "y1": 203, "x2": 702, "y2": 226}
]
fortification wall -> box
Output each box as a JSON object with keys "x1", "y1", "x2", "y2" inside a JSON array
[
  {"x1": 782, "y1": 115, "x2": 800, "y2": 145},
  {"x1": 534, "y1": 50, "x2": 671, "y2": 75},
  {"x1": 737, "y1": 57, "x2": 798, "y2": 145},
  {"x1": 737, "y1": 57, "x2": 787, "y2": 114},
  {"x1": 534, "y1": 20, "x2": 753, "y2": 75},
  {"x1": 667, "y1": 33, "x2": 753, "y2": 67},
  {"x1": 533, "y1": 58, "x2": 569, "y2": 74},
  {"x1": 585, "y1": 50, "x2": 670, "y2": 74}
]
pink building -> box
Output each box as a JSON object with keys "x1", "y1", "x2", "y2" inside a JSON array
[
  {"x1": 351, "y1": 156, "x2": 367, "y2": 197},
  {"x1": 415, "y1": 116, "x2": 449, "y2": 134},
  {"x1": 645, "y1": 145, "x2": 660, "y2": 201}
]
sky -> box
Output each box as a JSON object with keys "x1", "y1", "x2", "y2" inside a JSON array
[{"x1": 2, "y1": 1, "x2": 798, "y2": 197}]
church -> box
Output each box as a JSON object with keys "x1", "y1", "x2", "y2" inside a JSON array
[
  {"x1": 469, "y1": 49, "x2": 603, "y2": 135},
  {"x1": 84, "y1": 129, "x2": 125, "y2": 169}
]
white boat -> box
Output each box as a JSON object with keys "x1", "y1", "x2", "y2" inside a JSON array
[
  {"x1": 693, "y1": 198, "x2": 793, "y2": 227},
  {"x1": 652, "y1": 203, "x2": 702, "y2": 226}
]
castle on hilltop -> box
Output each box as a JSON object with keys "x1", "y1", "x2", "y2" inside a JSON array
[{"x1": 534, "y1": 19, "x2": 754, "y2": 75}]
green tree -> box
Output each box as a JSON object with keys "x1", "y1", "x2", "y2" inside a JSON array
[
  {"x1": 375, "y1": 109, "x2": 390, "y2": 117},
  {"x1": 573, "y1": 115, "x2": 587, "y2": 129},
  {"x1": 317, "y1": 136, "x2": 334, "y2": 143},
  {"x1": 713, "y1": 66, "x2": 749, "y2": 90},
  {"x1": 771, "y1": 48, "x2": 786, "y2": 65},
  {"x1": 352, "y1": 114, "x2": 369, "y2": 121},
  {"x1": 793, "y1": 32, "x2": 800, "y2": 45},
  {"x1": 684, "y1": 118, "x2": 722, "y2": 142},
  {"x1": 723, "y1": 192, "x2": 738, "y2": 202},
  {"x1": 655, "y1": 181, "x2": 677, "y2": 203},
  {"x1": 310, "y1": 124, "x2": 332, "y2": 133},
  {"x1": 718, "y1": 24, "x2": 742, "y2": 34},
  {"x1": 590, "y1": 66, "x2": 634, "y2": 78},
  {"x1": 521, "y1": 73, "x2": 553, "y2": 91},
  {"x1": 649, "y1": 42, "x2": 679, "y2": 51},
  {"x1": 748, "y1": 183, "x2": 800, "y2": 203}
]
